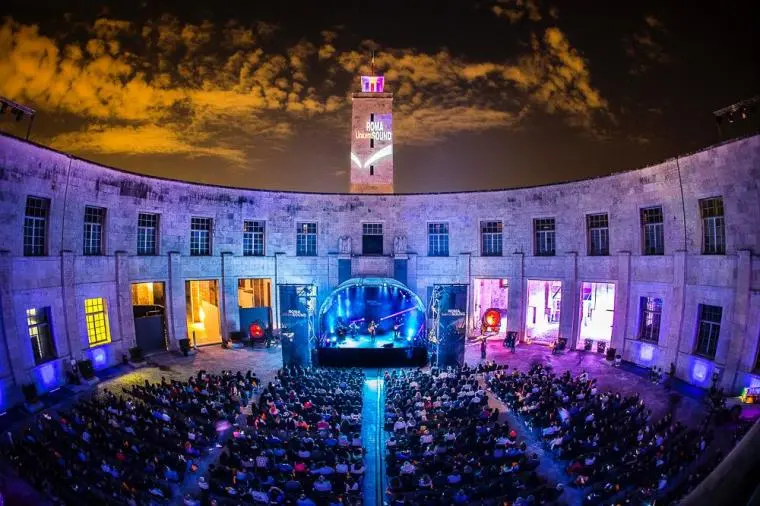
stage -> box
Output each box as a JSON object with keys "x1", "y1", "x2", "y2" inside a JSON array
[
  {"x1": 320, "y1": 332, "x2": 411, "y2": 349},
  {"x1": 316, "y1": 344, "x2": 427, "y2": 367}
]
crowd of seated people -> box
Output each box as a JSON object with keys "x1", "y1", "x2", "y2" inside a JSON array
[
  {"x1": 384, "y1": 366, "x2": 562, "y2": 506},
  {"x1": 206, "y1": 366, "x2": 365, "y2": 506},
  {"x1": 2, "y1": 369, "x2": 256, "y2": 506},
  {"x1": 487, "y1": 363, "x2": 717, "y2": 505}
]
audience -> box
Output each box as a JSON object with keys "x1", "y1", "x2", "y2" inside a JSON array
[{"x1": 206, "y1": 366, "x2": 365, "y2": 506}]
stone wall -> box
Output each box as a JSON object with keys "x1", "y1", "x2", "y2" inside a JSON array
[{"x1": 0, "y1": 132, "x2": 759, "y2": 409}]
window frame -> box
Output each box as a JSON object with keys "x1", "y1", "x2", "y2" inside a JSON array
[
  {"x1": 243, "y1": 220, "x2": 266, "y2": 257},
  {"x1": 427, "y1": 222, "x2": 450, "y2": 257},
  {"x1": 534, "y1": 218, "x2": 556, "y2": 257},
  {"x1": 83, "y1": 205, "x2": 106, "y2": 256},
  {"x1": 638, "y1": 296, "x2": 663, "y2": 343},
  {"x1": 699, "y1": 197, "x2": 725, "y2": 255},
  {"x1": 84, "y1": 297, "x2": 112, "y2": 347},
  {"x1": 480, "y1": 220, "x2": 503, "y2": 257},
  {"x1": 695, "y1": 303, "x2": 722, "y2": 358},
  {"x1": 586, "y1": 213, "x2": 609, "y2": 256},
  {"x1": 190, "y1": 217, "x2": 213, "y2": 256},
  {"x1": 640, "y1": 206, "x2": 664, "y2": 256},
  {"x1": 26, "y1": 307, "x2": 57, "y2": 365},
  {"x1": 24, "y1": 196, "x2": 50, "y2": 257},
  {"x1": 137, "y1": 212, "x2": 159, "y2": 256},
  {"x1": 296, "y1": 222, "x2": 318, "y2": 257}
]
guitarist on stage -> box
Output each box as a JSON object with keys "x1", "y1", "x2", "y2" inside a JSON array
[
  {"x1": 393, "y1": 316, "x2": 403, "y2": 340},
  {"x1": 368, "y1": 320, "x2": 378, "y2": 343}
]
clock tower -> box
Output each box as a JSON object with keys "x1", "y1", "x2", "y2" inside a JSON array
[{"x1": 349, "y1": 62, "x2": 394, "y2": 194}]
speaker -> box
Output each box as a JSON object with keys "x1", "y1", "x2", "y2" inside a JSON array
[
  {"x1": 606, "y1": 347, "x2": 616, "y2": 361},
  {"x1": 382, "y1": 343, "x2": 394, "y2": 348}
]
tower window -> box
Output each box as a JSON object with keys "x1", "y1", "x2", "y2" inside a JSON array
[
  {"x1": 370, "y1": 113, "x2": 375, "y2": 122},
  {"x1": 370, "y1": 166, "x2": 374, "y2": 176},
  {"x1": 370, "y1": 138, "x2": 374, "y2": 148}
]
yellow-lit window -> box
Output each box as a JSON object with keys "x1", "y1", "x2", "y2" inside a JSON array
[{"x1": 84, "y1": 298, "x2": 111, "y2": 346}]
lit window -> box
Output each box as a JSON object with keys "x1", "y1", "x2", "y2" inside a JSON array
[
  {"x1": 534, "y1": 218, "x2": 555, "y2": 256},
  {"x1": 243, "y1": 220, "x2": 266, "y2": 256},
  {"x1": 481, "y1": 221, "x2": 503, "y2": 257},
  {"x1": 428, "y1": 223, "x2": 449, "y2": 257},
  {"x1": 296, "y1": 222, "x2": 318, "y2": 256},
  {"x1": 26, "y1": 307, "x2": 57, "y2": 365},
  {"x1": 362, "y1": 223, "x2": 383, "y2": 255},
  {"x1": 137, "y1": 213, "x2": 159, "y2": 256},
  {"x1": 190, "y1": 217, "x2": 212, "y2": 256},
  {"x1": 641, "y1": 206, "x2": 664, "y2": 255},
  {"x1": 83, "y1": 206, "x2": 105, "y2": 256},
  {"x1": 638, "y1": 297, "x2": 662, "y2": 343},
  {"x1": 84, "y1": 297, "x2": 111, "y2": 346},
  {"x1": 695, "y1": 304, "x2": 721, "y2": 358},
  {"x1": 587, "y1": 213, "x2": 609, "y2": 256},
  {"x1": 700, "y1": 197, "x2": 725, "y2": 255}
]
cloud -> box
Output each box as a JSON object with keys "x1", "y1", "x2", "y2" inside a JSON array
[
  {"x1": 624, "y1": 15, "x2": 669, "y2": 75},
  {"x1": 491, "y1": 0, "x2": 542, "y2": 24},
  {"x1": 0, "y1": 15, "x2": 610, "y2": 162}
]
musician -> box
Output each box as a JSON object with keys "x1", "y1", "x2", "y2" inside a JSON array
[
  {"x1": 368, "y1": 320, "x2": 378, "y2": 341},
  {"x1": 348, "y1": 321, "x2": 359, "y2": 337},
  {"x1": 393, "y1": 316, "x2": 403, "y2": 339},
  {"x1": 336, "y1": 317, "x2": 347, "y2": 339}
]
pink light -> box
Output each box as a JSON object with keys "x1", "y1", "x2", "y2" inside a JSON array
[{"x1": 379, "y1": 306, "x2": 418, "y2": 321}]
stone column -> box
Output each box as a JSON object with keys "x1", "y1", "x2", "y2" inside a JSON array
[
  {"x1": 611, "y1": 252, "x2": 631, "y2": 353},
  {"x1": 406, "y1": 253, "x2": 418, "y2": 294},
  {"x1": 562, "y1": 252, "x2": 579, "y2": 349},
  {"x1": 114, "y1": 251, "x2": 136, "y2": 352},
  {"x1": 508, "y1": 253, "x2": 524, "y2": 338},
  {"x1": 0, "y1": 252, "x2": 25, "y2": 385},
  {"x1": 722, "y1": 250, "x2": 751, "y2": 392},
  {"x1": 165, "y1": 252, "x2": 185, "y2": 350},
  {"x1": 61, "y1": 250, "x2": 82, "y2": 360},
  {"x1": 664, "y1": 250, "x2": 687, "y2": 373},
  {"x1": 220, "y1": 252, "x2": 238, "y2": 336}
]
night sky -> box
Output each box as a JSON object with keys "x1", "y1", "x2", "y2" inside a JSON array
[{"x1": 1, "y1": 1, "x2": 758, "y2": 192}]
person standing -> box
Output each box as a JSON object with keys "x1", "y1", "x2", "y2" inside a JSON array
[{"x1": 481, "y1": 339, "x2": 487, "y2": 360}]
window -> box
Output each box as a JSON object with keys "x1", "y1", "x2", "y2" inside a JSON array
[
  {"x1": 638, "y1": 297, "x2": 663, "y2": 343},
  {"x1": 26, "y1": 307, "x2": 56, "y2": 365},
  {"x1": 370, "y1": 138, "x2": 374, "y2": 149},
  {"x1": 83, "y1": 206, "x2": 105, "y2": 256},
  {"x1": 700, "y1": 197, "x2": 725, "y2": 255},
  {"x1": 369, "y1": 165, "x2": 374, "y2": 176},
  {"x1": 428, "y1": 223, "x2": 449, "y2": 257},
  {"x1": 695, "y1": 304, "x2": 722, "y2": 358},
  {"x1": 534, "y1": 218, "x2": 556, "y2": 256},
  {"x1": 362, "y1": 223, "x2": 383, "y2": 255},
  {"x1": 296, "y1": 222, "x2": 317, "y2": 256},
  {"x1": 137, "y1": 213, "x2": 159, "y2": 256},
  {"x1": 24, "y1": 196, "x2": 50, "y2": 256},
  {"x1": 243, "y1": 220, "x2": 265, "y2": 256},
  {"x1": 587, "y1": 213, "x2": 609, "y2": 256},
  {"x1": 190, "y1": 217, "x2": 212, "y2": 256},
  {"x1": 641, "y1": 206, "x2": 664, "y2": 255},
  {"x1": 84, "y1": 297, "x2": 111, "y2": 346},
  {"x1": 481, "y1": 221, "x2": 503, "y2": 256}
]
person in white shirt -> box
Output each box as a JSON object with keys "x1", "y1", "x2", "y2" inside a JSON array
[{"x1": 393, "y1": 419, "x2": 406, "y2": 432}]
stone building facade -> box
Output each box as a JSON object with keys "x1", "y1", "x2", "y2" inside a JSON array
[{"x1": 0, "y1": 132, "x2": 759, "y2": 410}]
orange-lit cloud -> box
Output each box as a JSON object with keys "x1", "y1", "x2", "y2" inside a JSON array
[
  {"x1": 625, "y1": 15, "x2": 669, "y2": 75},
  {"x1": 0, "y1": 15, "x2": 610, "y2": 162}
]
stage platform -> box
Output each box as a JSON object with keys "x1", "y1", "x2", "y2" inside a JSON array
[
  {"x1": 323, "y1": 332, "x2": 409, "y2": 350},
  {"x1": 316, "y1": 345, "x2": 427, "y2": 367}
]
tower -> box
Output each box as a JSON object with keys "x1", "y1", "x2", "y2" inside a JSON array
[{"x1": 349, "y1": 57, "x2": 394, "y2": 193}]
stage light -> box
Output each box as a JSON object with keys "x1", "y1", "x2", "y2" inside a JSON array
[
  {"x1": 249, "y1": 322, "x2": 264, "y2": 339},
  {"x1": 483, "y1": 309, "x2": 501, "y2": 327}
]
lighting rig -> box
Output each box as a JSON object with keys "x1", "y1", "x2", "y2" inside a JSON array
[
  {"x1": 713, "y1": 96, "x2": 759, "y2": 138},
  {"x1": 0, "y1": 96, "x2": 36, "y2": 140}
]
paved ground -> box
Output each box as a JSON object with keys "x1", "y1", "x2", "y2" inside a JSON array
[{"x1": 1, "y1": 341, "x2": 714, "y2": 506}]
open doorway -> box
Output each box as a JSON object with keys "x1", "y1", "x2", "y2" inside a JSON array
[
  {"x1": 471, "y1": 278, "x2": 508, "y2": 338},
  {"x1": 578, "y1": 281, "x2": 615, "y2": 351},
  {"x1": 525, "y1": 279, "x2": 562, "y2": 345},
  {"x1": 185, "y1": 280, "x2": 221, "y2": 346},
  {"x1": 131, "y1": 282, "x2": 167, "y2": 353},
  {"x1": 238, "y1": 278, "x2": 273, "y2": 343}
]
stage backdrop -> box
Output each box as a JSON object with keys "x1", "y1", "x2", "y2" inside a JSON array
[
  {"x1": 429, "y1": 284, "x2": 468, "y2": 367},
  {"x1": 278, "y1": 284, "x2": 317, "y2": 365}
]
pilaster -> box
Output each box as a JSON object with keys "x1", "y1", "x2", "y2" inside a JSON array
[
  {"x1": 508, "y1": 252, "x2": 524, "y2": 337},
  {"x1": 611, "y1": 251, "x2": 631, "y2": 353},
  {"x1": 0, "y1": 252, "x2": 24, "y2": 385},
  {"x1": 114, "y1": 251, "x2": 136, "y2": 351},
  {"x1": 166, "y1": 252, "x2": 184, "y2": 350},
  {"x1": 722, "y1": 250, "x2": 751, "y2": 392},
  {"x1": 60, "y1": 250, "x2": 82, "y2": 359},
  {"x1": 220, "y1": 252, "x2": 236, "y2": 337},
  {"x1": 664, "y1": 250, "x2": 687, "y2": 370},
  {"x1": 561, "y1": 252, "x2": 579, "y2": 349}
]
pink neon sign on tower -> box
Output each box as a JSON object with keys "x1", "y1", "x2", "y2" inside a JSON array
[{"x1": 360, "y1": 75, "x2": 385, "y2": 93}]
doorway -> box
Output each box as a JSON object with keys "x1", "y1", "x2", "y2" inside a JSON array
[
  {"x1": 131, "y1": 282, "x2": 167, "y2": 353},
  {"x1": 471, "y1": 278, "x2": 509, "y2": 337},
  {"x1": 525, "y1": 279, "x2": 562, "y2": 345},
  {"x1": 578, "y1": 281, "x2": 615, "y2": 350},
  {"x1": 238, "y1": 278, "x2": 273, "y2": 341},
  {"x1": 185, "y1": 280, "x2": 222, "y2": 346}
]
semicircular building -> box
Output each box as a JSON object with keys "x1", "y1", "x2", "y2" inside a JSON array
[{"x1": 0, "y1": 124, "x2": 759, "y2": 408}]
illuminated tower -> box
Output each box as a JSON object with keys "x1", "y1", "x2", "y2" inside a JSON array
[{"x1": 349, "y1": 58, "x2": 394, "y2": 193}]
